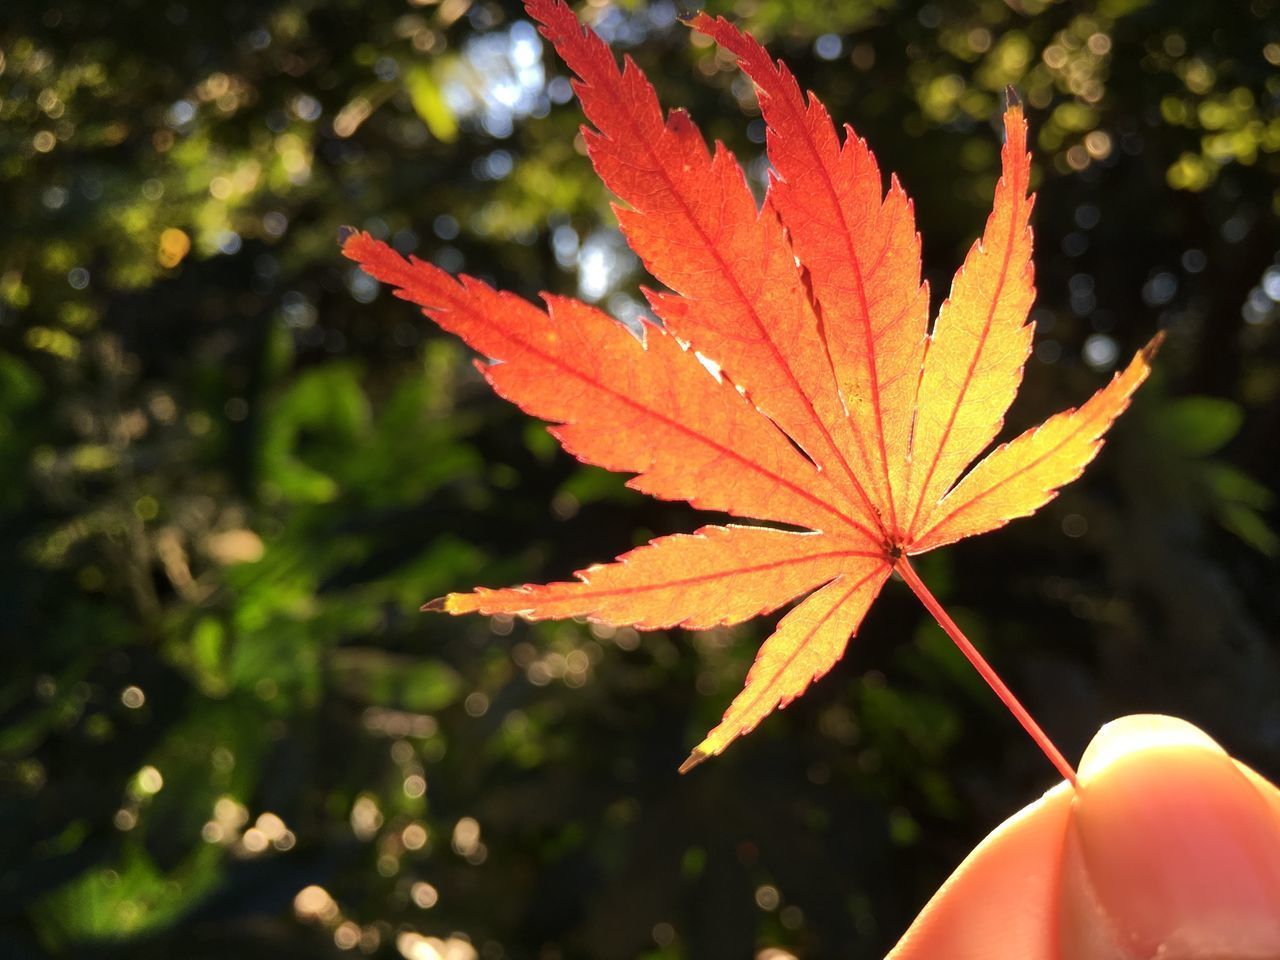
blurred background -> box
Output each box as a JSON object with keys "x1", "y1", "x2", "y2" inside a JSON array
[{"x1": 2, "y1": 0, "x2": 1278, "y2": 957}]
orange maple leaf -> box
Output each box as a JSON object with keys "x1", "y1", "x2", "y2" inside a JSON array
[{"x1": 342, "y1": 0, "x2": 1161, "y2": 776}]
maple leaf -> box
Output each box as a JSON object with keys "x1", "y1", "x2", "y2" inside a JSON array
[{"x1": 341, "y1": 0, "x2": 1162, "y2": 776}]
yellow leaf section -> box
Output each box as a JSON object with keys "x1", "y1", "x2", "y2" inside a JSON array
[
  {"x1": 904, "y1": 104, "x2": 1036, "y2": 538},
  {"x1": 680, "y1": 558, "x2": 891, "y2": 772},
  {"x1": 886, "y1": 780, "x2": 1072, "y2": 960},
  {"x1": 438, "y1": 524, "x2": 882, "y2": 631},
  {"x1": 910, "y1": 334, "x2": 1162, "y2": 552}
]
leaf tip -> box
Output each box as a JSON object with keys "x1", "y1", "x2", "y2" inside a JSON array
[
  {"x1": 337, "y1": 224, "x2": 358, "y2": 249},
  {"x1": 675, "y1": 6, "x2": 698, "y2": 23},
  {"x1": 1004, "y1": 85, "x2": 1022, "y2": 110},
  {"x1": 421, "y1": 595, "x2": 450, "y2": 613},
  {"x1": 678, "y1": 748, "x2": 709, "y2": 774},
  {"x1": 1141, "y1": 329, "x2": 1167, "y2": 363}
]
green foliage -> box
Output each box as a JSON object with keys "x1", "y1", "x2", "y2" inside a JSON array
[{"x1": 1, "y1": 0, "x2": 1277, "y2": 958}]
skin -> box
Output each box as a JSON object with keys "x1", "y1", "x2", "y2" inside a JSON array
[{"x1": 887, "y1": 715, "x2": 1280, "y2": 959}]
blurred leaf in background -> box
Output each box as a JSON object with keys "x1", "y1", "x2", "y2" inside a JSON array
[{"x1": 1, "y1": 0, "x2": 1277, "y2": 958}]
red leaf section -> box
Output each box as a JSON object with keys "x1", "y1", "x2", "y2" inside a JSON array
[
  {"x1": 524, "y1": 0, "x2": 885, "y2": 541},
  {"x1": 341, "y1": 232, "x2": 857, "y2": 534},
  {"x1": 344, "y1": 0, "x2": 1163, "y2": 772},
  {"x1": 692, "y1": 14, "x2": 929, "y2": 536}
]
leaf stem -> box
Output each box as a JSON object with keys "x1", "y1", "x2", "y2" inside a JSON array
[{"x1": 895, "y1": 556, "x2": 1078, "y2": 787}]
